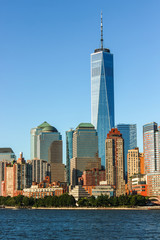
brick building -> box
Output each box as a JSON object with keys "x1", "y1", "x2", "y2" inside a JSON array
[
  {"x1": 105, "y1": 128, "x2": 125, "y2": 196},
  {"x1": 23, "y1": 177, "x2": 64, "y2": 198},
  {"x1": 79, "y1": 168, "x2": 105, "y2": 186},
  {"x1": 2, "y1": 153, "x2": 32, "y2": 197}
]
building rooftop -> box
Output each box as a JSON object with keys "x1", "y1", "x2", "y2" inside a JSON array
[
  {"x1": 37, "y1": 121, "x2": 58, "y2": 132},
  {"x1": 77, "y1": 123, "x2": 95, "y2": 129},
  {"x1": 94, "y1": 48, "x2": 110, "y2": 53},
  {"x1": 0, "y1": 148, "x2": 14, "y2": 153}
]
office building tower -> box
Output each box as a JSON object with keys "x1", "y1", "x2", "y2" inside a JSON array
[
  {"x1": 66, "y1": 129, "x2": 74, "y2": 185},
  {"x1": 48, "y1": 140, "x2": 65, "y2": 182},
  {"x1": 0, "y1": 148, "x2": 16, "y2": 162},
  {"x1": 127, "y1": 148, "x2": 144, "y2": 182},
  {"x1": 117, "y1": 124, "x2": 137, "y2": 180},
  {"x1": 48, "y1": 140, "x2": 62, "y2": 164},
  {"x1": 70, "y1": 123, "x2": 101, "y2": 186},
  {"x1": 30, "y1": 121, "x2": 62, "y2": 162},
  {"x1": 105, "y1": 128, "x2": 125, "y2": 196},
  {"x1": 91, "y1": 13, "x2": 115, "y2": 167},
  {"x1": 31, "y1": 158, "x2": 51, "y2": 183},
  {"x1": 2, "y1": 153, "x2": 32, "y2": 197},
  {"x1": 143, "y1": 122, "x2": 160, "y2": 174}
]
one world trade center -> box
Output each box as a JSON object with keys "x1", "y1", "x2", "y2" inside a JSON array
[{"x1": 91, "y1": 13, "x2": 115, "y2": 168}]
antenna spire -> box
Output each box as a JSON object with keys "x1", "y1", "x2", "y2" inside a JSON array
[{"x1": 101, "y1": 12, "x2": 103, "y2": 50}]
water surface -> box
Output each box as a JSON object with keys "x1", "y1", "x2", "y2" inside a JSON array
[{"x1": 0, "y1": 209, "x2": 160, "y2": 239}]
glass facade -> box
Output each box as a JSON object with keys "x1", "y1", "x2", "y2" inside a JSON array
[
  {"x1": 73, "y1": 124, "x2": 99, "y2": 159},
  {"x1": 143, "y1": 122, "x2": 160, "y2": 174},
  {"x1": 91, "y1": 50, "x2": 114, "y2": 167},
  {"x1": 30, "y1": 122, "x2": 62, "y2": 162},
  {"x1": 66, "y1": 129, "x2": 74, "y2": 185},
  {"x1": 117, "y1": 124, "x2": 137, "y2": 180}
]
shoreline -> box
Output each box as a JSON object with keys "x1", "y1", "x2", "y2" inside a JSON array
[{"x1": 3, "y1": 206, "x2": 160, "y2": 210}]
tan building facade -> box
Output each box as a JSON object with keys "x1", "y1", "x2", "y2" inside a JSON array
[{"x1": 127, "y1": 148, "x2": 144, "y2": 182}]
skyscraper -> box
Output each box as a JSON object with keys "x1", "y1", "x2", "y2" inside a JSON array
[
  {"x1": 105, "y1": 128, "x2": 125, "y2": 196},
  {"x1": 48, "y1": 140, "x2": 65, "y2": 182},
  {"x1": 91, "y1": 13, "x2": 114, "y2": 167},
  {"x1": 30, "y1": 121, "x2": 62, "y2": 162},
  {"x1": 31, "y1": 158, "x2": 51, "y2": 183},
  {"x1": 143, "y1": 122, "x2": 160, "y2": 174},
  {"x1": 66, "y1": 129, "x2": 74, "y2": 185},
  {"x1": 117, "y1": 124, "x2": 137, "y2": 180},
  {"x1": 70, "y1": 123, "x2": 101, "y2": 186}
]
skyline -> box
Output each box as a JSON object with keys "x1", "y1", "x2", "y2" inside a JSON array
[{"x1": 0, "y1": 1, "x2": 160, "y2": 161}]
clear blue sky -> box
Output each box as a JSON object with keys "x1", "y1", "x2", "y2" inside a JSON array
[{"x1": 0, "y1": 0, "x2": 160, "y2": 162}]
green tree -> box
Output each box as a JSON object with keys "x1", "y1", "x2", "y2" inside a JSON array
[
  {"x1": 88, "y1": 196, "x2": 96, "y2": 207},
  {"x1": 78, "y1": 197, "x2": 89, "y2": 207},
  {"x1": 130, "y1": 195, "x2": 138, "y2": 206},
  {"x1": 22, "y1": 197, "x2": 30, "y2": 206},
  {"x1": 51, "y1": 196, "x2": 59, "y2": 207}
]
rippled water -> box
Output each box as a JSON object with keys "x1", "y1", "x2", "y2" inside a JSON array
[{"x1": 0, "y1": 209, "x2": 160, "y2": 239}]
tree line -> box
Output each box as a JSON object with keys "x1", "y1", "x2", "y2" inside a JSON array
[
  {"x1": 0, "y1": 194, "x2": 149, "y2": 208},
  {"x1": 0, "y1": 194, "x2": 76, "y2": 208},
  {"x1": 78, "y1": 195, "x2": 149, "y2": 207}
]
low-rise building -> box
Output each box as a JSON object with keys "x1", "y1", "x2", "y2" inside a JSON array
[
  {"x1": 128, "y1": 174, "x2": 147, "y2": 196},
  {"x1": 91, "y1": 183, "x2": 115, "y2": 198},
  {"x1": 23, "y1": 177, "x2": 64, "y2": 198},
  {"x1": 23, "y1": 184, "x2": 63, "y2": 198},
  {"x1": 69, "y1": 185, "x2": 90, "y2": 201}
]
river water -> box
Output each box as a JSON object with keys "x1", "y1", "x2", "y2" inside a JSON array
[{"x1": 0, "y1": 209, "x2": 160, "y2": 239}]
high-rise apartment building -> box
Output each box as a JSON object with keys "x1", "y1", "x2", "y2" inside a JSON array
[
  {"x1": 91, "y1": 13, "x2": 115, "y2": 167},
  {"x1": 127, "y1": 148, "x2": 144, "y2": 182},
  {"x1": 70, "y1": 123, "x2": 101, "y2": 186},
  {"x1": 143, "y1": 122, "x2": 160, "y2": 174},
  {"x1": 0, "y1": 161, "x2": 7, "y2": 196},
  {"x1": 117, "y1": 124, "x2": 137, "y2": 180},
  {"x1": 30, "y1": 121, "x2": 62, "y2": 162},
  {"x1": 2, "y1": 153, "x2": 32, "y2": 197},
  {"x1": 31, "y1": 158, "x2": 51, "y2": 183},
  {"x1": 105, "y1": 128, "x2": 125, "y2": 196},
  {"x1": 66, "y1": 129, "x2": 74, "y2": 185}
]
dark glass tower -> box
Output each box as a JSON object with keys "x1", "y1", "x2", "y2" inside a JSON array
[
  {"x1": 66, "y1": 129, "x2": 74, "y2": 185},
  {"x1": 91, "y1": 13, "x2": 115, "y2": 167},
  {"x1": 117, "y1": 124, "x2": 137, "y2": 180}
]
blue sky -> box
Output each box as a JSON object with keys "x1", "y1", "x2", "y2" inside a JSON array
[{"x1": 0, "y1": 0, "x2": 160, "y2": 162}]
